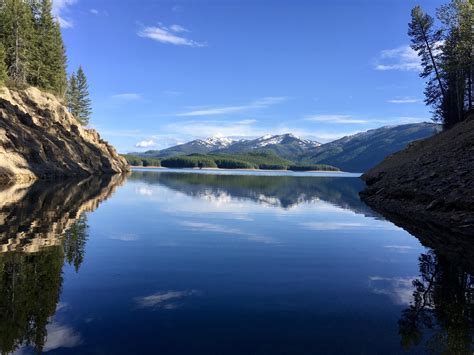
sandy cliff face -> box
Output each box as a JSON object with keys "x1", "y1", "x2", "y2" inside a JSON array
[
  {"x1": 0, "y1": 87, "x2": 129, "y2": 182},
  {"x1": 361, "y1": 113, "x2": 474, "y2": 236}
]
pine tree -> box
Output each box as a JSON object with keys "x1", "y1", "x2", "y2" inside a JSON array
[
  {"x1": 409, "y1": 1, "x2": 473, "y2": 128},
  {"x1": 67, "y1": 67, "x2": 91, "y2": 126},
  {"x1": 409, "y1": 5, "x2": 446, "y2": 115},
  {"x1": 67, "y1": 71, "x2": 79, "y2": 116},
  {"x1": 29, "y1": 0, "x2": 67, "y2": 96},
  {"x1": 0, "y1": 0, "x2": 36, "y2": 86},
  {"x1": 75, "y1": 66, "x2": 91, "y2": 125},
  {"x1": 0, "y1": 43, "x2": 7, "y2": 85}
]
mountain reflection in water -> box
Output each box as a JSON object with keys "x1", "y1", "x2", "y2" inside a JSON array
[
  {"x1": 129, "y1": 170, "x2": 376, "y2": 216},
  {"x1": 0, "y1": 170, "x2": 472, "y2": 354}
]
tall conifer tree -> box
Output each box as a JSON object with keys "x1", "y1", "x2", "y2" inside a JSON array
[
  {"x1": 0, "y1": 43, "x2": 7, "y2": 85},
  {"x1": 0, "y1": 0, "x2": 35, "y2": 86},
  {"x1": 75, "y1": 66, "x2": 91, "y2": 125},
  {"x1": 67, "y1": 67, "x2": 91, "y2": 125}
]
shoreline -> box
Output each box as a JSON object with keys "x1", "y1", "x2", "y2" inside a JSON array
[{"x1": 130, "y1": 166, "x2": 348, "y2": 173}]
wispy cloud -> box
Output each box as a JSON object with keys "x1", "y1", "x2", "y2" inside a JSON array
[
  {"x1": 169, "y1": 24, "x2": 189, "y2": 33},
  {"x1": 138, "y1": 24, "x2": 206, "y2": 47},
  {"x1": 135, "y1": 139, "x2": 155, "y2": 148},
  {"x1": 300, "y1": 221, "x2": 399, "y2": 231},
  {"x1": 135, "y1": 290, "x2": 199, "y2": 309},
  {"x1": 304, "y1": 114, "x2": 375, "y2": 124},
  {"x1": 180, "y1": 221, "x2": 276, "y2": 244},
  {"x1": 110, "y1": 93, "x2": 142, "y2": 101},
  {"x1": 175, "y1": 97, "x2": 287, "y2": 117},
  {"x1": 374, "y1": 45, "x2": 420, "y2": 71},
  {"x1": 90, "y1": 9, "x2": 99, "y2": 15},
  {"x1": 53, "y1": 0, "x2": 77, "y2": 28},
  {"x1": 387, "y1": 98, "x2": 422, "y2": 104}
]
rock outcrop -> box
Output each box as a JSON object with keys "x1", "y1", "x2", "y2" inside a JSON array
[
  {"x1": 360, "y1": 113, "x2": 474, "y2": 236},
  {"x1": 0, "y1": 87, "x2": 129, "y2": 183}
]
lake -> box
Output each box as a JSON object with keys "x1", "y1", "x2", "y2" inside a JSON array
[{"x1": 0, "y1": 169, "x2": 472, "y2": 354}]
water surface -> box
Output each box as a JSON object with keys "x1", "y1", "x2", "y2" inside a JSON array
[{"x1": 0, "y1": 170, "x2": 472, "y2": 354}]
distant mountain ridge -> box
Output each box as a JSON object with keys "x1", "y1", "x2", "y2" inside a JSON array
[
  {"x1": 134, "y1": 123, "x2": 440, "y2": 172},
  {"x1": 139, "y1": 133, "x2": 320, "y2": 159},
  {"x1": 300, "y1": 122, "x2": 441, "y2": 172}
]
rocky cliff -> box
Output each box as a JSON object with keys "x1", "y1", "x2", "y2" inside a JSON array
[
  {"x1": 0, "y1": 87, "x2": 128, "y2": 183},
  {"x1": 361, "y1": 113, "x2": 474, "y2": 236}
]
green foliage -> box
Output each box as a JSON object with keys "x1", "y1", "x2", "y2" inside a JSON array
[
  {"x1": 409, "y1": 1, "x2": 473, "y2": 128},
  {"x1": 288, "y1": 164, "x2": 339, "y2": 171},
  {"x1": 0, "y1": 248, "x2": 64, "y2": 353},
  {"x1": 157, "y1": 152, "x2": 339, "y2": 171},
  {"x1": 62, "y1": 213, "x2": 88, "y2": 272},
  {"x1": 0, "y1": 43, "x2": 7, "y2": 84},
  {"x1": 67, "y1": 66, "x2": 92, "y2": 125},
  {"x1": 0, "y1": 0, "x2": 68, "y2": 95},
  {"x1": 0, "y1": 0, "x2": 35, "y2": 86},
  {"x1": 161, "y1": 156, "x2": 218, "y2": 168},
  {"x1": 32, "y1": 0, "x2": 67, "y2": 95},
  {"x1": 122, "y1": 154, "x2": 161, "y2": 167},
  {"x1": 214, "y1": 158, "x2": 254, "y2": 169}
]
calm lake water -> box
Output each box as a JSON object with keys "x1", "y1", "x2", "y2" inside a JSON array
[{"x1": 0, "y1": 169, "x2": 472, "y2": 354}]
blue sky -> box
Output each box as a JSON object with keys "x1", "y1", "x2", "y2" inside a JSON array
[{"x1": 55, "y1": 0, "x2": 444, "y2": 153}]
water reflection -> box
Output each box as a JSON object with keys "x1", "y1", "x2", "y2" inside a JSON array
[
  {"x1": 399, "y1": 250, "x2": 474, "y2": 353},
  {"x1": 0, "y1": 175, "x2": 124, "y2": 354},
  {"x1": 363, "y1": 201, "x2": 474, "y2": 353},
  {"x1": 1, "y1": 170, "x2": 473, "y2": 353},
  {"x1": 130, "y1": 170, "x2": 376, "y2": 215}
]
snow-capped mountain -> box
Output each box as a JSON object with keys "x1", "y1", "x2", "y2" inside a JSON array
[
  {"x1": 139, "y1": 136, "x2": 237, "y2": 158},
  {"x1": 199, "y1": 136, "x2": 235, "y2": 148},
  {"x1": 138, "y1": 133, "x2": 321, "y2": 159},
  {"x1": 213, "y1": 133, "x2": 321, "y2": 159}
]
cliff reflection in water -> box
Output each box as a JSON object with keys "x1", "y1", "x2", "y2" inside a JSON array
[{"x1": 0, "y1": 175, "x2": 124, "y2": 354}]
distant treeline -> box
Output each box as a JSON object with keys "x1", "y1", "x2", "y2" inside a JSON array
[{"x1": 123, "y1": 152, "x2": 339, "y2": 172}]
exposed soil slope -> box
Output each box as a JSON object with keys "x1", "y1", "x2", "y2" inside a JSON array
[
  {"x1": 361, "y1": 113, "x2": 474, "y2": 236},
  {"x1": 0, "y1": 87, "x2": 128, "y2": 182}
]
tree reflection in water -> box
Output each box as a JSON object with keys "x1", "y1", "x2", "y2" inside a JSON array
[
  {"x1": 399, "y1": 250, "x2": 474, "y2": 353},
  {"x1": 0, "y1": 175, "x2": 124, "y2": 354},
  {"x1": 63, "y1": 214, "x2": 89, "y2": 273}
]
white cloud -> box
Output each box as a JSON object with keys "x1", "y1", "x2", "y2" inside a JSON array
[
  {"x1": 175, "y1": 97, "x2": 287, "y2": 117},
  {"x1": 43, "y1": 323, "x2": 82, "y2": 352},
  {"x1": 368, "y1": 276, "x2": 415, "y2": 305},
  {"x1": 387, "y1": 98, "x2": 422, "y2": 104},
  {"x1": 135, "y1": 290, "x2": 199, "y2": 309},
  {"x1": 135, "y1": 139, "x2": 156, "y2": 148},
  {"x1": 90, "y1": 9, "x2": 99, "y2": 15},
  {"x1": 53, "y1": 0, "x2": 77, "y2": 28},
  {"x1": 169, "y1": 24, "x2": 189, "y2": 33},
  {"x1": 300, "y1": 221, "x2": 399, "y2": 231},
  {"x1": 180, "y1": 221, "x2": 276, "y2": 244},
  {"x1": 375, "y1": 45, "x2": 421, "y2": 71},
  {"x1": 109, "y1": 233, "x2": 139, "y2": 242},
  {"x1": 304, "y1": 114, "x2": 376, "y2": 124},
  {"x1": 138, "y1": 25, "x2": 206, "y2": 47},
  {"x1": 110, "y1": 93, "x2": 142, "y2": 101}
]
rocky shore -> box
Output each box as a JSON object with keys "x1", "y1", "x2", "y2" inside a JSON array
[
  {"x1": 0, "y1": 87, "x2": 129, "y2": 183},
  {"x1": 360, "y1": 112, "x2": 474, "y2": 237}
]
